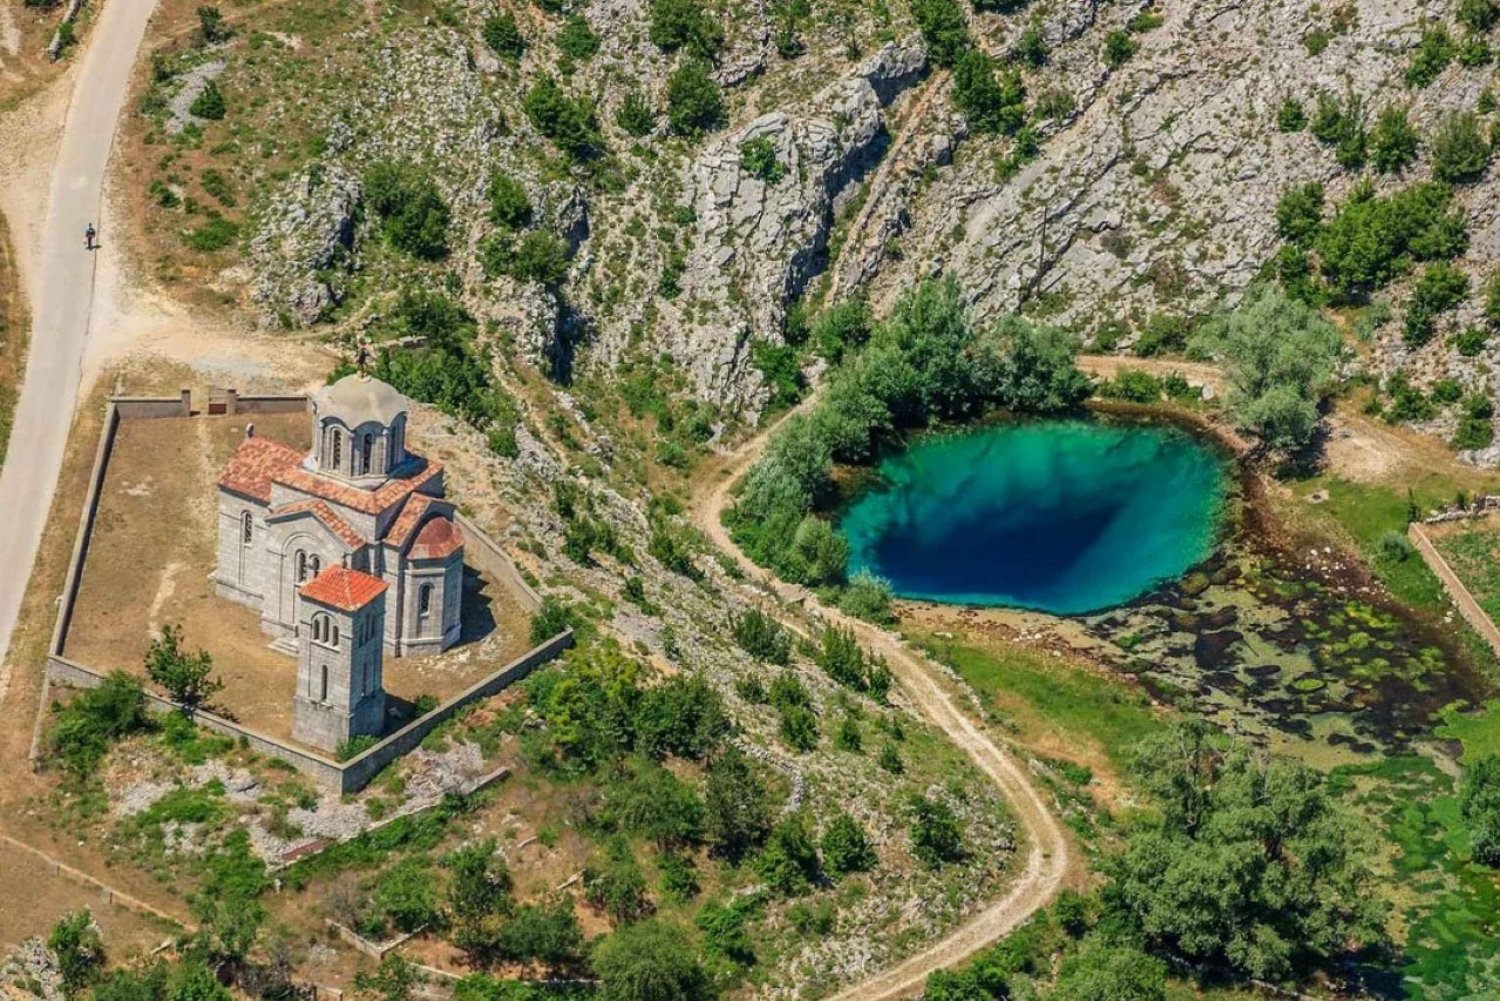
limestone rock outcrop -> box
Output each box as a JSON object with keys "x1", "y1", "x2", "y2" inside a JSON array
[{"x1": 651, "y1": 41, "x2": 928, "y2": 408}]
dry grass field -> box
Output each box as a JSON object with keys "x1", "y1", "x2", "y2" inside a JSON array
[{"x1": 0, "y1": 843, "x2": 174, "y2": 958}]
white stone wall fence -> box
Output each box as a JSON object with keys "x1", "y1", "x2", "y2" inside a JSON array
[
  {"x1": 1423, "y1": 495, "x2": 1500, "y2": 524},
  {"x1": 32, "y1": 391, "x2": 573, "y2": 794}
]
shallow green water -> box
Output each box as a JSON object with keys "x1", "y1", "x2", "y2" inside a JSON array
[{"x1": 839, "y1": 419, "x2": 1228, "y2": 615}]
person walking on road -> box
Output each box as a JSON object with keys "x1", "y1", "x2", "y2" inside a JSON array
[{"x1": 84, "y1": 222, "x2": 97, "y2": 251}]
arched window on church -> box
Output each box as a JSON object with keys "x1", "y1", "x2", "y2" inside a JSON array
[
  {"x1": 330, "y1": 429, "x2": 343, "y2": 471},
  {"x1": 359, "y1": 433, "x2": 374, "y2": 475},
  {"x1": 320, "y1": 665, "x2": 329, "y2": 702},
  {"x1": 296, "y1": 550, "x2": 309, "y2": 584},
  {"x1": 309, "y1": 554, "x2": 322, "y2": 579},
  {"x1": 311, "y1": 612, "x2": 340, "y2": 649},
  {"x1": 241, "y1": 511, "x2": 253, "y2": 545},
  {"x1": 418, "y1": 583, "x2": 433, "y2": 619}
]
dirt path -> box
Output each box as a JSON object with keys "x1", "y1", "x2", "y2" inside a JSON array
[
  {"x1": 1076, "y1": 353, "x2": 1224, "y2": 395},
  {"x1": 688, "y1": 420, "x2": 1071, "y2": 998}
]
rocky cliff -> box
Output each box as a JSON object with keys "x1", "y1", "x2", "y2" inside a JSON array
[{"x1": 238, "y1": 0, "x2": 1500, "y2": 418}]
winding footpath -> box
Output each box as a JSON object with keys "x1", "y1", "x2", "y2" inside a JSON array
[
  {"x1": 0, "y1": 0, "x2": 158, "y2": 699},
  {"x1": 689, "y1": 409, "x2": 1071, "y2": 1000}
]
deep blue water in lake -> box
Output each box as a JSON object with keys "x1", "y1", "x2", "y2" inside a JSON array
[{"x1": 839, "y1": 420, "x2": 1227, "y2": 615}]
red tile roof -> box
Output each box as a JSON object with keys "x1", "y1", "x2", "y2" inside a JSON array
[
  {"x1": 272, "y1": 456, "x2": 443, "y2": 516},
  {"x1": 409, "y1": 516, "x2": 463, "y2": 560},
  {"x1": 299, "y1": 566, "x2": 388, "y2": 612},
  {"x1": 382, "y1": 494, "x2": 438, "y2": 549},
  {"x1": 269, "y1": 500, "x2": 366, "y2": 550},
  {"x1": 218, "y1": 437, "x2": 304, "y2": 503}
]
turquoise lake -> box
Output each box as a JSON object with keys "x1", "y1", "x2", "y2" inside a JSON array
[{"x1": 839, "y1": 420, "x2": 1228, "y2": 615}]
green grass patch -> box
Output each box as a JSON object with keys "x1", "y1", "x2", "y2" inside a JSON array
[
  {"x1": 1331, "y1": 755, "x2": 1500, "y2": 996},
  {"x1": 907, "y1": 631, "x2": 1160, "y2": 775},
  {"x1": 1434, "y1": 528, "x2": 1500, "y2": 624},
  {"x1": 1437, "y1": 701, "x2": 1500, "y2": 763}
]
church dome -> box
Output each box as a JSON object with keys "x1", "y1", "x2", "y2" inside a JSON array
[
  {"x1": 313, "y1": 374, "x2": 407, "y2": 427},
  {"x1": 310, "y1": 374, "x2": 410, "y2": 483}
]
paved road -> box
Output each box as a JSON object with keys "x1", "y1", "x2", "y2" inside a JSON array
[{"x1": 0, "y1": 0, "x2": 157, "y2": 683}]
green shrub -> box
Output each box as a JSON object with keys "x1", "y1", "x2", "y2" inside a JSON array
[
  {"x1": 197, "y1": 5, "x2": 233, "y2": 44},
  {"x1": 1369, "y1": 105, "x2": 1419, "y2": 174},
  {"x1": 556, "y1": 14, "x2": 600, "y2": 60},
  {"x1": 200, "y1": 168, "x2": 235, "y2": 207},
  {"x1": 184, "y1": 216, "x2": 238, "y2": 252},
  {"x1": 583, "y1": 839, "x2": 651, "y2": 922},
  {"x1": 778, "y1": 704, "x2": 819, "y2": 751},
  {"x1": 1384, "y1": 369, "x2": 1435, "y2": 423},
  {"x1": 1103, "y1": 29, "x2": 1137, "y2": 67},
  {"x1": 770, "y1": 0, "x2": 810, "y2": 57},
  {"x1": 145, "y1": 623, "x2": 223, "y2": 708},
  {"x1": 730, "y1": 607, "x2": 792, "y2": 663},
  {"x1": 821, "y1": 812, "x2": 876, "y2": 877},
  {"x1": 1315, "y1": 181, "x2": 1467, "y2": 298},
  {"x1": 1406, "y1": 25, "x2": 1455, "y2": 87},
  {"x1": 1404, "y1": 260, "x2": 1469, "y2": 346},
  {"x1": 487, "y1": 172, "x2": 533, "y2": 230},
  {"x1": 1462, "y1": 0, "x2": 1500, "y2": 29},
  {"x1": 1188, "y1": 286, "x2": 1341, "y2": 451},
  {"x1": 1430, "y1": 111, "x2": 1491, "y2": 183},
  {"x1": 49, "y1": 672, "x2": 151, "y2": 776},
  {"x1": 703, "y1": 746, "x2": 770, "y2": 861},
  {"x1": 740, "y1": 136, "x2": 786, "y2": 183},
  {"x1": 1015, "y1": 22, "x2": 1047, "y2": 66},
  {"x1": 523, "y1": 74, "x2": 603, "y2": 158},
  {"x1": 190, "y1": 79, "x2": 226, "y2": 120},
  {"x1": 751, "y1": 339, "x2": 802, "y2": 408},
  {"x1": 374, "y1": 858, "x2": 440, "y2": 933},
  {"x1": 696, "y1": 901, "x2": 753, "y2": 964},
  {"x1": 953, "y1": 50, "x2": 1026, "y2": 135},
  {"x1": 591, "y1": 920, "x2": 710, "y2": 1001},
  {"x1": 756, "y1": 814, "x2": 821, "y2": 894},
  {"x1": 810, "y1": 299, "x2": 872, "y2": 361},
  {"x1": 363, "y1": 161, "x2": 450, "y2": 259},
  {"x1": 1134, "y1": 312, "x2": 1192, "y2": 356},
  {"x1": 1454, "y1": 326, "x2": 1489, "y2": 356},
  {"x1": 511, "y1": 231, "x2": 572, "y2": 285},
  {"x1": 666, "y1": 60, "x2": 724, "y2": 137},
  {"x1": 49, "y1": 911, "x2": 105, "y2": 995},
  {"x1": 1303, "y1": 28, "x2": 1329, "y2": 55},
  {"x1": 838, "y1": 571, "x2": 894, "y2": 624},
  {"x1": 648, "y1": 0, "x2": 724, "y2": 58},
  {"x1": 908, "y1": 794, "x2": 964, "y2": 866},
  {"x1": 1455, "y1": 393, "x2": 1496, "y2": 449},
  {"x1": 1035, "y1": 86, "x2": 1076, "y2": 121},
  {"x1": 616, "y1": 91, "x2": 657, "y2": 136},
  {"x1": 1276, "y1": 98, "x2": 1306, "y2": 132},
  {"x1": 910, "y1": 0, "x2": 969, "y2": 66},
  {"x1": 1464, "y1": 757, "x2": 1500, "y2": 865},
  {"x1": 1275, "y1": 182, "x2": 1324, "y2": 244},
  {"x1": 530, "y1": 597, "x2": 574, "y2": 643},
  {"x1": 337, "y1": 734, "x2": 378, "y2": 761},
  {"x1": 1099, "y1": 368, "x2": 1163, "y2": 403},
  {"x1": 482, "y1": 13, "x2": 525, "y2": 58},
  {"x1": 1458, "y1": 34, "x2": 1492, "y2": 66}
]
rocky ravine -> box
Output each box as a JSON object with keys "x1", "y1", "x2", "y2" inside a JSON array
[{"x1": 647, "y1": 40, "x2": 928, "y2": 405}]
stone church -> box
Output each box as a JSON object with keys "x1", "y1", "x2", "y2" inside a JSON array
[{"x1": 214, "y1": 374, "x2": 464, "y2": 751}]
